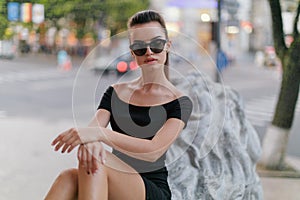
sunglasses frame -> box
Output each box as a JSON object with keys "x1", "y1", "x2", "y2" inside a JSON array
[{"x1": 129, "y1": 38, "x2": 167, "y2": 56}]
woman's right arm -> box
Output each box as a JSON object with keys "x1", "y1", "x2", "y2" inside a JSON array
[{"x1": 87, "y1": 109, "x2": 111, "y2": 128}]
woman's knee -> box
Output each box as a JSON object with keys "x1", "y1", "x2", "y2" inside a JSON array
[
  {"x1": 57, "y1": 168, "x2": 78, "y2": 183},
  {"x1": 45, "y1": 169, "x2": 78, "y2": 200}
]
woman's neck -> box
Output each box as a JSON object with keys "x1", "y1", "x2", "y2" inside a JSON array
[{"x1": 138, "y1": 66, "x2": 169, "y2": 88}]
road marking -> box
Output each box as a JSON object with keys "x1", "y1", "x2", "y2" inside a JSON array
[
  {"x1": 29, "y1": 79, "x2": 73, "y2": 91},
  {"x1": 0, "y1": 69, "x2": 73, "y2": 84}
]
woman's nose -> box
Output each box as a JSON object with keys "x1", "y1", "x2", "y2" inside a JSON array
[{"x1": 145, "y1": 46, "x2": 153, "y2": 55}]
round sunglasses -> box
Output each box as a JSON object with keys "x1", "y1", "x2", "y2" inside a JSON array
[{"x1": 129, "y1": 39, "x2": 167, "y2": 56}]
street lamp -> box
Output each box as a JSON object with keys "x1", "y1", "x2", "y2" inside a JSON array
[
  {"x1": 216, "y1": 0, "x2": 237, "y2": 83},
  {"x1": 215, "y1": 0, "x2": 222, "y2": 82}
]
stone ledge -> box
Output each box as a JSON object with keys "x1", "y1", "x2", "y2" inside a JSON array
[
  {"x1": 257, "y1": 168, "x2": 300, "y2": 178},
  {"x1": 257, "y1": 156, "x2": 300, "y2": 178}
]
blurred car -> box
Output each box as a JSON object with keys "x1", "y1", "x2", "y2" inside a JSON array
[
  {"x1": 0, "y1": 40, "x2": 16, "y2": 59},
  {"x1": 93, "y1": 51, "x2": 138, "y2": 75}
]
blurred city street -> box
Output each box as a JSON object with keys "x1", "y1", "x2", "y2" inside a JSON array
[
  {"x1": 1, "y1": 0, "x2": 300, "y2": 199},
  {"x1": 0, "y1": 52, "x2": 299, "y2": 199}
]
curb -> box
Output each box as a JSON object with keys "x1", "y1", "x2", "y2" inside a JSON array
[{"x1": 257, "y1": 156, "x2": 300, "y2": 178}]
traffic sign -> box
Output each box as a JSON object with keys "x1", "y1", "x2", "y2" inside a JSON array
[{"x1": 7, "y1": 2, "x2": 20, "y2": 22}]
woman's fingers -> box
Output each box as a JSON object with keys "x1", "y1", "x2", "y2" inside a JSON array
[
  {"x1": 62, "y1": 135, "x2": 81, "y2": 153},
  {"x1": 86, "y1": 144, "x2": 93, "y2": 174},
  {"x1": 66, "y1": 139, "x2": 81, "y2": 153},
  {"x1": 52, "y1": 128, "x2": 82, "y2": 153},
  {"x1": 51, "y1": 132, "x2": 64, "y2": 146},
  {"x1": 100, "y1": 144, "x2": 107, "y2": 164},
  {"x1": 77, "y1": 145, "x2": 83, "y2": 161},
  {"x1": 77, "y1": 142, "x2": 105, "y2": 174},
  {"x1": 87, "y1": 143, "x2": 100, "y2": 174},
  {"x1": 52, "y1": 128, "x2": 72, "y2": 145},
  {"x1": 54, "y1": 140, "x2": 65, "y2": 152},
  {"x1": 92, "y1": 144, "x2": 101, "y2": 173},
  {"x1": 60, "y1": 135, "x2": 75, "y2": 152},
  {"x1": 52, "y1": 127, "x2": 103, "y2": 153},
  {"x1": 78, "y1": 145, "x2": 88, "y2": 173},
  {"x1": 81, "y1": 146, "x2": 88, "y2": 173}
]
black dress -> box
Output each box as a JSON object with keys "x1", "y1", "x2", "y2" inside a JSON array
[{"x1": 98, "y1": 86, "x2": 193, "y2": 200}]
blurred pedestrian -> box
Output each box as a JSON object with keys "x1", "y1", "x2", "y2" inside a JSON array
[
  {"x1": 57, "y1": 49, "x2": 72, "y2": 71},
  {"x1": 45, "y1": 10, "x2": 193, "y2": 200}
]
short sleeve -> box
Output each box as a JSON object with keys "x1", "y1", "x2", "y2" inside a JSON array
[
  {"x1": 166, "y1": 96, "x2": 193, "y2": 128},
  {"x1": 97, "y1": 86, "x2": 114, "y2": 112}
]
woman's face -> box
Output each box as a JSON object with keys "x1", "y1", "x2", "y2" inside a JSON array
[{"x1": 129, "y1": 21, "x2": 170, "y2": 68}]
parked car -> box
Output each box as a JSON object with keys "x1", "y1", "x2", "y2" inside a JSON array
[
  {"x1": 0, "y1": 40, "x2": 16, "y2": 59},
  {"x1": 91, "y1": 37, "x2": 138, "y2": 75},
  {"x1": 93, "y1": 51, "x2": 138, "y2": 75}
]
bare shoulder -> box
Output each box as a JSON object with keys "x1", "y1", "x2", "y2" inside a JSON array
[
  {"x1": 112, "y1": 80, "x2": 186, "y2": 105},
  {"x1": 111, "y1": 80, "x2": 138, "y2": 100},
  {"x1": 166, "y1": 82, "x2": 185, "y2": 98},
  {"x1": 111, "y1": 79, "x2": 137, "y2": 92}
]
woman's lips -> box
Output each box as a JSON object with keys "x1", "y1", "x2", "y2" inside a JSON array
[{"x1": 145, "y1": 58, "x2": 157, "y2": 63}]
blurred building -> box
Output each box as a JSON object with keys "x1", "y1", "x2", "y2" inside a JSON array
[
  {"x1": 150, "y1": 0, "x2": 254, "y2": 59},
  {"x1": 249, "y1": 0, "x2": 273, "y2": 51},
  {"x1": 250, "y1": 0, "x2": 299, "y2": 51},
  {"x1": 150, "y1": 0, "x2": 299, "y2": 59}
]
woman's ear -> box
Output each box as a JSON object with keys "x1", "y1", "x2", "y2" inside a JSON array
[{"x1": 166, "y1": 40, "x2": 172, "y2": 52}]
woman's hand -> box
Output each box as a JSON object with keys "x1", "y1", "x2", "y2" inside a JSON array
[
  {"x1": 78, "y1": 142, "x2": 107, "y2": 174},
  {"x1": 51, "y1": 127, "x2": 103, "y2": 153}
]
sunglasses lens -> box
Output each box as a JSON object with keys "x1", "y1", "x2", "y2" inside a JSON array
[
  {"x1": 133, "y1": 49, "x2": 147, "y2": 56},
  {"x1": 150, "y1": 39, "x2": 166, "y2": 53},
  {"x1": 130, "y1": 43, "x2": 147, "y2": 56},
  {"x1": 130, "y1": 39, "x2": 166, "y2": 56}
]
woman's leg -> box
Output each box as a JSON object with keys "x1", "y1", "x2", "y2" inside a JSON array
[
  {"x1": 44, "y1": 168, "x2": 78, "y2": 200},
  {"x1": 78, "y1": 151, "x2": 146, "y2": 200}
]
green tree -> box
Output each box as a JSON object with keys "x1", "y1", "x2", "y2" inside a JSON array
[
  {"x1": 0, "y1": 0, "x2": 9, "y2": 39},
  {"x1": 37, "y1": 0, "x2": 149, "y2": 38},
  {"x1": 104, "y1": 0, "x2": 150, "y2": 35},
  {"x1": 0, "y1": 0, "x2": 149, "y2": 40},
  {"x1": 260, "y1": 0, "x2": 300, "y2": 170}
]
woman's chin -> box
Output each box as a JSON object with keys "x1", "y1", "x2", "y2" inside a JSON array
[{"x1": 141, "y1": 62, "x2": 164, "y2": 68}]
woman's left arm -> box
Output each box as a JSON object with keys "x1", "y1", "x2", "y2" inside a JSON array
[
  {"x1": 100, "y1": 118, "x2": 185, "y2": 162},
  {"x1": 52, "y1": 118, "x2": 185, "y2": 162}
]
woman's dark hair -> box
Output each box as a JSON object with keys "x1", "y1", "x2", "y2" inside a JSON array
[
  {"x1": 127, "y1": 10, "x2": 169, "y2": 40},
  {"x1": 128, "y1": 10, "x2": 169, "y2": 76}
]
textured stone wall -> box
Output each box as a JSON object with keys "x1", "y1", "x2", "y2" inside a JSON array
[{"x1": 166, "y1": 72, "x2": 263, "y2": 200}]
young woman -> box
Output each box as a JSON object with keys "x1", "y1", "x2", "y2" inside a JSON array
[{"x1": 45, "y1": 10, "x2": 193, "y2": 200}]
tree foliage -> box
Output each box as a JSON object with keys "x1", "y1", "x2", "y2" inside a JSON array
[
  {"x1": 0, "y1": 0, "x2": 9, "y2": 39},
  {"x1": 1, "y1": 0, "x2": 149, "y2": 39},
  {"x1": 103, "y1": 0, "x2": 150, "y2": 34}
]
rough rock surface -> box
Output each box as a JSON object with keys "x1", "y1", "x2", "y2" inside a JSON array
[{"x1": 166, "y1": 72, "x2": 263, "y2": 200}]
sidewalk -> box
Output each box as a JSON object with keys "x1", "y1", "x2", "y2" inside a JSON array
[
  {"x1": 259, "y1": 157, "x2": 300, "y2": 200},
  {"x1": 1, "y1": 116, "x2": 300, "y2": 200},
  {"x1": 261, "y1": 177, "x2": 300, "y2": 200},
  {"x1": 0, "y1": 117, "x2": 78, "y2": 200}
]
